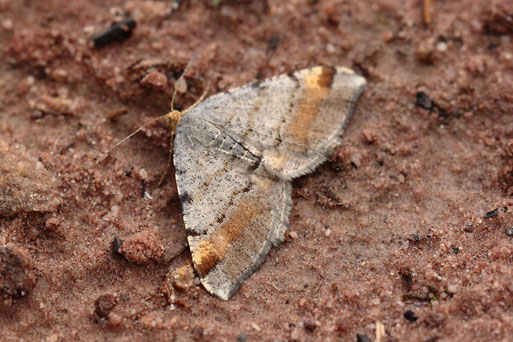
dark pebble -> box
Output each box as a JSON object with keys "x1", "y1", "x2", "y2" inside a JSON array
[
  {"x1": 404, "y1": 309, "x2": 418, "y2": 322},
  {"x1": 112, "y1": 236, "x2": 123, "y2": 255},
  {"x1": 357, "y1": 334, "x2": 372, "y2": 342},
  {"x1": 304, "y1": 321, "x2": 317, "y2": 332},
  {"x1": 416, "y1": 91, "x2": 434, "y2": 111},
  {"x1": 236, "y1": 333, "x2": 248, "y2": 342},
  {"x1": 92, "y1": 17, "x2": 136, "y2": 48},
  {"x1": 451, "y1": 247, "x2": 459, "y2": 254},
  {"x1": 464, "y1": 224, "x2": 474, "y2": 233},
  {"x1": 0, "y1": 244, "x2": 36, "y2": 298},
  {"x1": 484, "y1": 208, "x2": 499, "y2": 219},
  {"x1": 506, "y1": 227, "x2": 513, "y2": 236},
  {"x1": 95, "y1": 294, "x2": 118, "y2": 318},
  {"x1": 399, "y1": 267, "x2": 412, "y2": 290}
]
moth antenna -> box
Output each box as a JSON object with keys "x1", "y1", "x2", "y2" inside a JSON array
[
  {"x1": 182, "y1": 81, "x2": 210, "y2": 115},
  {"x1": 170, "y1": 55, "x2": 198, "y2": 109},
  {"x1": 170, "y1": 88, "x2": 178, "y2": 110},
  {"x1": 96, "y1": 113, "x2": 170, "y2": 164}
]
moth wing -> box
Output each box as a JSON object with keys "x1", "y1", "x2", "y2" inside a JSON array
[
  {"x1": 173, "y1": 115, "x2": 292, "y2": 300},
  {"x1": 184, "y1": 66, "x2": 366, "y2": 180}
]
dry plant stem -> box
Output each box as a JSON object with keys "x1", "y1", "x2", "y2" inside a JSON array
[{"x1": 423, "y1": 0, "x2": 431, "y2": 25}]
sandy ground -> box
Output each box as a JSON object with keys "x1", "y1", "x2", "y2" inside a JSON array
[{"x1": 1, "y1": 0, "x2": 513, "y2": 341}]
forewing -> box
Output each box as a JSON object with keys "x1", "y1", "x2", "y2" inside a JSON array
[
  {"x1": 184, "y1": 66, "x2": 366, "y2": 180},
  {"x1": 173, "y1": 115, "x2": 292, "y2": 300}
]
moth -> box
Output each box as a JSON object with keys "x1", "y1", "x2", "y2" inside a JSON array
[
  {"x1": 101, "y1": 66, "x2": 366, "y2": 300},
  {"x1": 173, "y1": 66, "x2": 365, "y2": 299}
]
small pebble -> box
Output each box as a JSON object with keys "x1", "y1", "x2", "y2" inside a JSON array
[
  {"x1": 251, "y1": 323, "x2": 261, "y2": 331},
  {"x1": 95, "y1": 294, "x2": 118, "y2": 318},
  {"x1": 289, "y1": 231, "x2": 299, "y2": 239},
  {"x1": 416, "y1": 38, "x2": 436, "y2": 64},
  {"x1": 2, "y1": 18, "x2": 13, "y2": 30},
  {"x1": 166, "y1": 265, "x2": 195, "y2": 293},
  {"x1": 118, "y1": 231, "x2": 165, "y2": 264},
  {"x1": 112, "y1": 236, "x2": 123, "y2": 255},
  {"x1": 236, "y1": 333, "x2": 249, "y2": 342},
  {"x1": 140, "y1": 71, "x2": 168, "y2": 92},
  {"x1": 357, "y1": 334, "x2": 372, "y2": 342},
  {"x1": 484, "y1": 208, "x2": 498, "y2": 219},
  {"x1": 299, "y1": 298, "x2": 307, "y2": 306},
  {"x1": 0, "y1": 244, "x2": 36, "y2": 299},
  {"x1": 304, "y1": 321, "x2": 316, "y2": 332},
  {"x1": 506, "y1": 227, "x2": 513, "y2": 236},
  {"x1": 436, "y1": 41, "x2": 447, "y2": 52},
  {"x1": 107, "y1": 312, "x2": 123, "y2": 327},
  {"x1": 404, "y1": 309, "x2": 418, "y2": 322},
  {"x1": 362, "y1": 128, "x2": 378, "y2": 144},
  {"x1": 139, "y1": 168, "x2": 149, "y2": 181},
  {"x1": 447, "y1": 284, "x2": 458, "y2": 293}
]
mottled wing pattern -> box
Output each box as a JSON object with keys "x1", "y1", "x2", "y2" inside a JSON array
[
  {"x1": 173, "y1": 114, "x2": 292, "y2": 300},
  {"x1": 173, "y1": 66, "x2": 365, "y2": 299},
  {"x1": 184, "y1": 66, "x2": 366, "y2": 180}
]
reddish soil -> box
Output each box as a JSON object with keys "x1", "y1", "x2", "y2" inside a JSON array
[{"x1": 1, "y1": 0, "x2": 513, "y2": 341}]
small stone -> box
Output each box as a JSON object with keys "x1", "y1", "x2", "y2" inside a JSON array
[
  {"x1": 289, "y1": 231, "x2": 299, "y2": 239},
  {"x1": 357, "y1": 334, "x2": 372, "y2": 342},
  {"x1": 140, "y1": 311, "x2": 164, "y2": 329},
  {"x1": 484, "y1": 208, "x2": 499, "y2": 219},
  {"x1": 118, "y1": 231, "x2": 165, "y2": 264},
  {"x1": 436, "y1": 41, "x2": 447, "y2": 52},
  {"x1": 251, "y1": 323, "x2": 260, "y2": 331},
  {"x1": 362, "y1": 128, "x2": 378, "y2": 144},
  {"x1": 140, "y1": 71, "x2": 168, "y2": 92},
  {"x1": 290, "y1": 328, "x2": 300, "y2": 340},
  {"x1": 112, "y1": 236, "x2": 123, "y2": 255},
  {"x1": 484, "y1": 137, "x2": 495, "y2": 146},
  {"x1": 350, "y1": 154, "x2": 361, "y2": 168},
  {"x1": 416, "y1": 38, "x2": 436, "y2": 64},
  {"x1": 95, "y1": 294, "x2": 118, "y2": 318},
  {"x1": 299, "y1": 298, "x2": 307, "y2": 306},
  {"x1": 0, "y1": 244, "x2": 36, "y2": 299},
  {"x1": 506, "y1": 227, "x2": 513, "y2": 236},
  {"x1": 107, "y1": 312, "x2": 123, "y2": 327},
  {"x1": 47, "y1": 334, "x2": 58, "y2": 342},
  {"x1": 166, "y1": 265, "x2": 195, "y2": 293},
  {"x1": 416, "y1": 91, "x2": 434, "y2": 111},
  {"x1": 404, "y1": 309, "x2": 418, "y2": 322},
  {"x1": 2, "y1": 18, "x2": 13, "y2": 30},
  {"x1": 447, "y1": 284, "x2": 458, "y2": 293},
  {"x1": 139, "y1": 168, "x2": 148, "y2": 181},
  {"x1": 464, "y1": 224, "x2": 474, "y2": 233},
  {"x1": 236, "y1": 333, "x2": 249, "y2": 342},
  {"x1": 304, "y1": 321, "x2": 316, "y2": 332},
  {"x1": 326, "y1": 43, "x2": 336, "y2": 53}
]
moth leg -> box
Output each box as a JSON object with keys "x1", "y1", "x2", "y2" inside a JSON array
[
  {"x1": 158, "y1": 108, "x2": 181, "y2": 185},
  {"x1": 158, "y1": 82, "x2": 210, "y2": 185}
]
